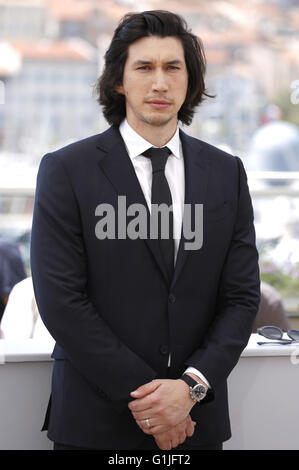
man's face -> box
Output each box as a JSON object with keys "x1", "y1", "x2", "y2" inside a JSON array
[{"x1": 116, "y1": 36, "x2": 188, "y2": 130}]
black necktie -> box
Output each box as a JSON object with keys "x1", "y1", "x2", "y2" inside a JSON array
[{"x1": 142, "y1": 146, "x2": 174, "y2": 281}]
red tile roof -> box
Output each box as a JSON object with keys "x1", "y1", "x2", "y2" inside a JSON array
[{"x1": 9, "y1": 39, "x2": 95, "y2": 62}]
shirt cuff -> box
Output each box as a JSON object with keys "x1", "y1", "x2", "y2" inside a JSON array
[{"x1": 184, "y1": 367, "x2": 211, "y2": 388}]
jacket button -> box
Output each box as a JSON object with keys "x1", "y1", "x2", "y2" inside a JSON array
[
  {"x1": 159, "y1": 345, "x2": 168, "y2": 355},
  {"x1": 168, "y1": 293, "x2": 176, "y2": 303}
]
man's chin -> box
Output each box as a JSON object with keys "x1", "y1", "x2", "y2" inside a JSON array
[{"x1": 142, "y1": 114, "x2": 174, "y2": 127}]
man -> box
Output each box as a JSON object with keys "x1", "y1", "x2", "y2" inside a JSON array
[
  {"x1": 30, "y1": 10, "x2": 260, "y2": 451},
  {"x1": 0, "y1": 238, "x2": 26, "y2": 323}
]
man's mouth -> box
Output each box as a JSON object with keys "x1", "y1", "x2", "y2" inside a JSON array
[{"x1": 146, "y1": 100, "x2": 171, "y2": 109}]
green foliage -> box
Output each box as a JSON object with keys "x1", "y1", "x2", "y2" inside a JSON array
[
  {"x1": 260, "y1": 259, "x2": 299, "y2": 297},
  {"x1": 273, "y1": 90, "x2": 299, "y2": 127}
]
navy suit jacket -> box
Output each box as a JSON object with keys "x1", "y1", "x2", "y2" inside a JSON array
[{"x1": 30, "y1": 125, "x2": 260, "y2": 449}]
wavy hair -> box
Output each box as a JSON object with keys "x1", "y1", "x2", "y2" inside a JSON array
[{"x1": 96, "y1": 10, "x2": 213, "y2": 126}]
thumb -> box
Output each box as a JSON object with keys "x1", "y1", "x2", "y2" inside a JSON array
[{"x1": 130, "y1": 380, "x2": 160, "y2": 398}]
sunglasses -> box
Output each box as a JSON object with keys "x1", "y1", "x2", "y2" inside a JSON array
[{"x1": 257, "y1": 326, "x2": 299, "y2": 345}]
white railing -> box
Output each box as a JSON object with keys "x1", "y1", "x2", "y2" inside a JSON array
[{"x1": 248, "y1": 171, "x2": 299, "y2": 196}]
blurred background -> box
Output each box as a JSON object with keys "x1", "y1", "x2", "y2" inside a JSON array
[{"x1": 0, "y1": 0, "x2": 299, "y2": 331}]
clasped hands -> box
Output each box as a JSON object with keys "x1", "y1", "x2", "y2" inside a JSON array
[{"x1": 128, "y1": 378, "x2": 197, "y2": 450}]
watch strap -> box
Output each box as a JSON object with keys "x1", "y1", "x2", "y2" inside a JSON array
[{"x1": 180, "y1": 373, "x2": 199, "y2": 388}]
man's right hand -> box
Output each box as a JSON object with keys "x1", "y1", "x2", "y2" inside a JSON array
[{"x1": 153, "y1": 414, "x2": 196, "y2": 450}]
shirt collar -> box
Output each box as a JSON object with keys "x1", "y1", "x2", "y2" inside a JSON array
[{"x1": 119, "y1": 119, "x2": 181, "y2": 160}]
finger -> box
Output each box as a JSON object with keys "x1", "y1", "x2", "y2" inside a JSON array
[
  {"x1": 135, "y1": 420, "x2": 154, "y2": 436},
  {"x1": 177, "y1": 425, "x2": 187, "y2": 444},
  {"x1": 186, "y1": 420, "x2": 196, "y2": 437},
  {"x1": 137, "y1": 417, "x2": 160, "y2": 434},
  {"x1": 169, "y1": 428, "x2": 184, "y2": 449},
  {"x1": 135, "y1": 415, "x2": 173, "y2": 436},
  {"x1": 184, "y1": 415, "x2": 195, "y2": 436},
  {"x1": 130, "y1": 380, "x2": 160, "y2": 399},
  {"x1": 143, "y1": 423, "x2": 171, "y2": 435},
  {"x1": 170, "y1": 439, "x2": 179, "y2": 449},
  {"x1": 128, "y1": 393, "x2": 157, "y2": 412},
  {"x1": 155, "y1": 438, "x2": 171, "y2": 451},
  {"x1": 131, "y1": 409, "x2": 157, "y2": 421},
  {"x1": 186, "y1": 422, "x2": 195, "y2": 437},
  {"x1": 175, "y1": 422, "x2": 187, "y2": 445},
  {"x1": 136, "y1": 420, "x2": 143, "y2": 431}
]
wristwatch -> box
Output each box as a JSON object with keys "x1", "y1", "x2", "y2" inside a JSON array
[{"x1": 180, "y1": 374, "x2": 208, "y2": 403}]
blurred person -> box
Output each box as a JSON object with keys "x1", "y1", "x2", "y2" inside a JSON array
[
  {"x1": 0, "y1": 276, "x2": 53, "y2": 341},
  {"x1": 0, "y1": 238, "x2": 26, "y2": 323},
  {"x1": 253, "y1": 281, "x2": 290, "y2": 332},
  {"x1": 30, "y1": 11, "x2": 260, "y2": 451}
]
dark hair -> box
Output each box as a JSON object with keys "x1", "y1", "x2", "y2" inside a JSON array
[{"x1": 96, "y1": 10, "x2": 213, "y2": 126}]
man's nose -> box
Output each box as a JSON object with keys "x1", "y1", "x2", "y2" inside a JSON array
[{"x1": 151, "y1": 70, "x2": 168, "y2": 92}]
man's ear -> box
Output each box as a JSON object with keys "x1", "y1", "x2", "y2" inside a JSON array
[{"x1": 115, "y1": 83, "x2": 124, "y2": 95}]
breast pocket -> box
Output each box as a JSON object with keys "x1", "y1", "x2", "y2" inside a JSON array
[{"x1": 204, "y1": 201, "x2": 232, "y2": 221}]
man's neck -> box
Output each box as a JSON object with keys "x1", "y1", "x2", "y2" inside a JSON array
[{"x1": 126, "y1": 117, "x2": 178, "y2": 147}]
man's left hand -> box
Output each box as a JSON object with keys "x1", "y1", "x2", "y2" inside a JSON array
[{"x1": 128, "y1": 378, "x2": 195, "y2": 435}]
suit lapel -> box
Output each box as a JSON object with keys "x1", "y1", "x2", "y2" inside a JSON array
[
  {"x1": 170, "y1": 129, "x2": 210, "y2": 288},
  {"x1": 96, "y1": 126, "x2": 170, "y2": 284}
]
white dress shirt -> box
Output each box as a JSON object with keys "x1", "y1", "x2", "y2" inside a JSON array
[{"x1": 119, "y1": 119, "x2": 210, "y2": 388}]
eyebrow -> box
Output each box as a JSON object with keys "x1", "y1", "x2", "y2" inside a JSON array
[{"x1": 132, "y1": 59, "x2": 184, "y2": 66}]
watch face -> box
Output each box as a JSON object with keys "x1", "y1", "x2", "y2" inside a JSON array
[{"x1": 191, "y1": 384, "x2": 207, "y2": 402}]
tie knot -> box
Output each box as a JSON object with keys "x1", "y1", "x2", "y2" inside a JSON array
[{"x1": 142, "y1": 147, "x2": 171, "y2": 173}]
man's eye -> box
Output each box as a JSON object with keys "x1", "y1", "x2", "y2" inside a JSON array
[
  {"x1": 137, "y1": 66, "x2": 150, "y2": 70},
  {"x1": 167, "y1": 66, "x2": 180, "y2": 70}
]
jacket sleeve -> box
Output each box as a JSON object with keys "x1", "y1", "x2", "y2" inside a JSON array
[
  {"x1": 30, "y1": 152, "x2": 157, "y2": 413},
  {"x1": 184, "y1": 156, "x2": 261, "y2": 389}
]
